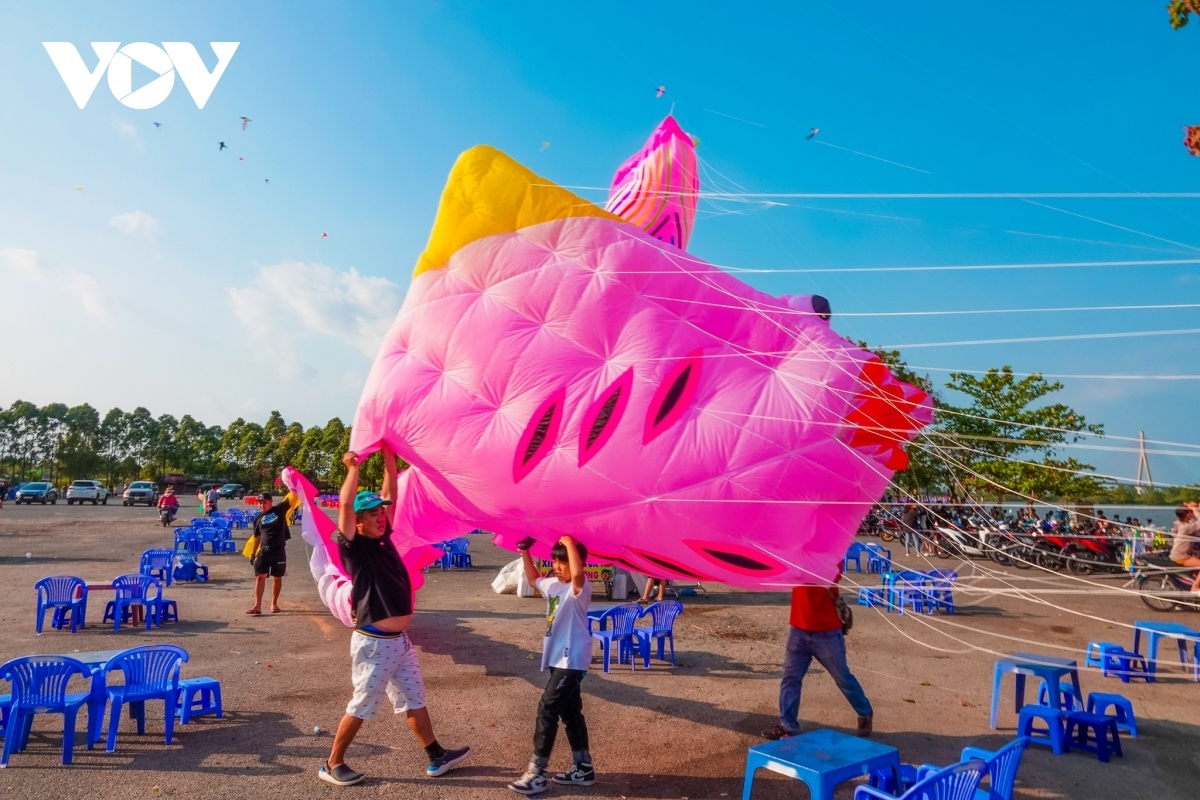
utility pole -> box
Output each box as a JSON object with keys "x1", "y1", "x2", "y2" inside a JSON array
[{"x1": 1135, "y1": 430, "x2": 1153, "y2": 494}]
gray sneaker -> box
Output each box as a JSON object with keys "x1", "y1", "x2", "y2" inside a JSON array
[
  {"x1": 553, "y1": 762, "x2": 595, "y2": 786},
  {"x1": 319, "y1": 761, "x2": 365, "y2": 786},
  {"x1": 509, "y1": 767, "x2": 548, "y2": 795}
]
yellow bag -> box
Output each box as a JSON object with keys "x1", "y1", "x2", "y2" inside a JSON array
[{"x1": 242, "y1": 534, "x2": 260, "y2": 560}]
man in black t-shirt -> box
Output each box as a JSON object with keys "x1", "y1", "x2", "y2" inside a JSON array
[
  {"x1": 247, "y1": 491, "x2": 293, "y2": 615},
  {"x1": 318, "y1": 444, "x2": 469, "y2": 788}
]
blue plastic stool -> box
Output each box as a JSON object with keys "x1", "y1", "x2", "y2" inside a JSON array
[
  {"x1": 1087, "y1": 692, "x2": 1136, "y2": 738},
  {"x1": 1064, "y1": 711, "x2": 1122, "y2": 763},
  {"x1": 156, "y1": 599, "x2": 179, "y2": 625},
  {"x1": 176, "y1": 677, "x2": 223, "y2": 724},
  {"x1": 1036, "y1": 680, "x2": 1078, "y2": 711},
  {"x1": 1017, "y1": 705, "x2": 1067, "y2": 755},
  {"x1": 1111, "y1": 651, "x2": 1151, "y2": 683},
  {"x1": 1084, "y1": 642, "x2": 1125, "y2": 676}
]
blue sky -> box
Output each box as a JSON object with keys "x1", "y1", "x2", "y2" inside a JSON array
[{"x1": 1, "y1": 1, "x2": 1198, "y2": 485}]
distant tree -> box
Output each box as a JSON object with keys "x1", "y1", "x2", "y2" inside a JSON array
[
  {"x1": 1169, "y1": 0, "x2": 1200, "y2": 28},
  {"x1": 934, "y1": 367, "x2": 1103, "y2": 502}
]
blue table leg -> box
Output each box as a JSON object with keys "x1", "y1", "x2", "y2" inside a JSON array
[
  {"x1": 1069, "y1": 669, "x2": 1083, "y2": 710},
  {"x1": 990, "y1": 663, "x2": 1004, "y2": 729},
  {"x1": 1014, "y1": 673, "x2": 1027, "y2": 715},
  {"x1": 809, "y1": 773, "x2": 830, "y2": 800},
  {"x1": 1146, "y1": 633, "x2": 1160, "y2": 681},
  {"x1": 741, "y1": 758, "x2": 758, "y2": 800}
]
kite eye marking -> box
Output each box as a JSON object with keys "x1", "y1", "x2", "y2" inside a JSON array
[
  {"x1": 683, "y1": 539, "x2": 787, "y2": 577},
  {"x1": 578, "y1": 369, "x2": 633, "y2": 467},
  {"x1": 630, "y1": 549, "x2": 707, "y2": 580},
  {"x1": 643, "y1": 350, "x2": 703, "y2": 444},
  {"x1": 513, "y1": 388, "x2": 565, "y2": 483}
]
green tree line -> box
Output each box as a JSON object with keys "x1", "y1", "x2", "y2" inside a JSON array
[
  {"x1": 0, "y1": 401, "x2": 391, "y2": 492},
  {"x1": 874, "y1": 351, "x2": 1200, "y2": 504}
]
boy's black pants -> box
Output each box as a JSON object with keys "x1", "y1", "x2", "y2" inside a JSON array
[{"x1": 533, "y1": 668, "x2": 588, "y2": 759}]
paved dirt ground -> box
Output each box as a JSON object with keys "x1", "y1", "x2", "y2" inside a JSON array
[{"x1": 0, "y1": 501, "x2": 1197, "y2": 799}]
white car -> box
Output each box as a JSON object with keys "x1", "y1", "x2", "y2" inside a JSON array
[
  {"x1": 66, "y1": 479, "x2": 108, "y2": 505},
  {"x1": 123, "y1": 481, "x2": 159, "y2": 506}
]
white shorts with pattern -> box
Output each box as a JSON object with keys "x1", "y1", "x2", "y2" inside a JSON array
[{"x1": 346, "y1": 631, "x2": 427, "y2": 720}]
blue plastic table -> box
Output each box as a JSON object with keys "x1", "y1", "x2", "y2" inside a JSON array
[
  {"x1": 1132, "y1": 620, "x2": 1200, "y2": 681},
  {"x1": 741, "y1": 729, "x2": 900, "y2": 800},
  {"x1": 990, "y1": 652, "x2": 1082, "y2": 729}
]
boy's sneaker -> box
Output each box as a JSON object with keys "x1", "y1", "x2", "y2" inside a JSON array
[
  {"x1": 509, "y1": 767, "x2": 548, "y2": 795},
  {"x1": 553, "y1": 762, "x2": 595, "y2": 786},
  {"x1": 427, "y1": 745, "x2": 471, "y2": 777},
  {"x1": 318, "y1": 761, "x2": 365, "y2": 786}
]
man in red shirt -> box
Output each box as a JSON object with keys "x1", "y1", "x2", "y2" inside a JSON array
[{"x1": 763, "y1": 577, "x2": 873, "y2": 739}]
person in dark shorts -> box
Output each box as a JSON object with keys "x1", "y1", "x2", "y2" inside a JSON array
[
  {"x1": 247, "y1": 491, "x2": 292, "y2": 615},
  {"x1": 318, "y1": 444, "x2": 470, "y2": 787}
]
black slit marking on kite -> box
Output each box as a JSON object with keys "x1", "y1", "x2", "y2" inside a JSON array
[
  {"x1": 653, "y1": 366, "x2": 692, "y2": 427},
  {"x1": 633, "y1": 550, "x2": 703, "y2": 579},
  {"x1": 586, "y1": 388, "x2": 622, "y2": 450},
  {"x1": 523, "y1": 404, "x2": 556, "y2": 465},
  {"x1": 701, "y1": 548, "x2": 773, "y2": 572}
]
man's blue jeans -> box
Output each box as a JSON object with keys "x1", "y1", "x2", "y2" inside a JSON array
[{"x1": 779, "y1": 627, "x2": 872, "y2": 733}]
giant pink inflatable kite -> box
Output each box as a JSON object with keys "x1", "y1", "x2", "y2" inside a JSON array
[{"x1": 293, "y1": 118, "x2": 931, "y2": 623}]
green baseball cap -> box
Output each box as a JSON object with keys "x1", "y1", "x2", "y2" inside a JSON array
[{"x1": 353, "y1": 490, "x2": 392, "y2": 515}]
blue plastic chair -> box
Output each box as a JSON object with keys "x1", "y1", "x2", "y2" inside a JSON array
[
  {"x1": 0, "y1": 655, "x2": 99, "y2": 766},
  {"x1": 189, "y1": 517, "x2": 208, "y2": 529},
  {"x1": 590, "y1": 604, "x2": 646, "y2": 673},
  {"x1": 857, "y1": 587, "x2": 885, "y2": 608},
  {"x1": 140, "y1": 548, "x2": 176, "y2": 587},
  {"x1": 172, "y1": 548, "x2": 209, "y2": 583},
  {"x1": 864, "y1": 543, "x2": 892, "y2": 574},
  {"x1": 959, "y1": 737, "x2": 1029, "y2": 800},
  {"x1": 448, "y1": 538, "x2": 472, "y2": 569},
  {"x1": 927, "y1": 569, "x2": 958, "y2": 614},
  {"x1": 844, "y1": 543, "x2": 867, "y2": 573},
  {"x1": 855, "y1": 758, "x2": 988, "y2": 800},
  {"x1": 102, "y1": 574, "x2": 162, "y2": 632},
  {"x1": 35, "y1": 576, "x2": 88, "y2": 634},
  {"x1": 635, "y1": 600, "x2": 683, "y2": 665},
  {"x1": 174, "y1": 528, "x2": 202, "y2": 554},
  {"x1": 100, "y1": 645, "x2": 188, "y2": 752}
]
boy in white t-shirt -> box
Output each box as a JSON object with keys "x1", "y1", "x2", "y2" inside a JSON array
[{"x1": 509, "y1": 535, "x2": 595, "y2": 795}]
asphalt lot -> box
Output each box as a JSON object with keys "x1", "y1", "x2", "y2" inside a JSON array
[{"x1": 0, "y1": 501, "x2": 1197, "y2": 799}]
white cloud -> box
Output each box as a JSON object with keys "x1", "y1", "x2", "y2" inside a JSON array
[
  {"x1": 109, "y1": 114, "x2": 142, "y2": 146},
  {"x1": 110, "y1": 210, "x2": 160, "y2": 236},
  {"x1": 0, "y1": 247, "x2": 47, "y2": 278},
  {"x1": 228, "y1": 261, "x2": 403, "y2": 377},
  {"x1": 0, "y1": 247, "x2": 111, "y2": 321}
]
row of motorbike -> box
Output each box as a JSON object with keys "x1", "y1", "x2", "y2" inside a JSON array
[{"x1": 857, "y1": 512, "x2": 1199, "y2": 613}]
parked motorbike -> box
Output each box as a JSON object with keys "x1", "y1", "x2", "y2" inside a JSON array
[
  {"x1": 1061, "y1": 534, "x2": 1125, "y2": 575},
  {"x1": 1135, "y1": 554, "x2": 1200, "y2": 612}
]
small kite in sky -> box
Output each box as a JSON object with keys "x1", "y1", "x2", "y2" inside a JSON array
[
  {"x1": 265, "y1": 179, "x2": 270, "y2": 183},
  {"x1": 238, "y1": 157, "x2": 244, "y2": 161},
  {"x1": 153, "y1": 122, "x2": 162, "y2": 128},
  {"x1": 240, "y1": 117, "x2": 252, "y2": 131},
  {"x1": 321, "y1": 232, "x2": 328, "y2": 239},
  {"x1": 218, "y1": 141, "x2": 227, "y2": 151},
  {"x1": 656, "y1": 85, "x2": 666, "y2": 98},
  {"x1": 75, "y1": 186, "x2": 84, "y2": 193},
  {"x1": 540, "y1": 142, "x2": 550, "y2": 151},
  {"x1": 806, "y1": 128, "x2": 819, "y2": 140}
]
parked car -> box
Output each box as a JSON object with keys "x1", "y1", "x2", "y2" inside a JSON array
[
  {"x1": 123, "y1": 481, "x2": 159, "y2": 507},
  {"x1": 218, "y1": 483, "x2": 247, "y2": 499},
  {"x1": 66, "y1": 479, "x2": 108, "y2": 505},
  {"x1": 15, "y1": 482, "x2": 57, "y2": 505}
]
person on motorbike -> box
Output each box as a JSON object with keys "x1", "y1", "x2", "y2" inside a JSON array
[
  {"x1": 158, "y1": 486, "x2": 180, "y2": 524},
  {"x1": 1170, "y1": 506, "x2": 1200, "y2": 593},
  {"x1": 199, "y1": 485, "x2": 220, "y2": 516}
]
